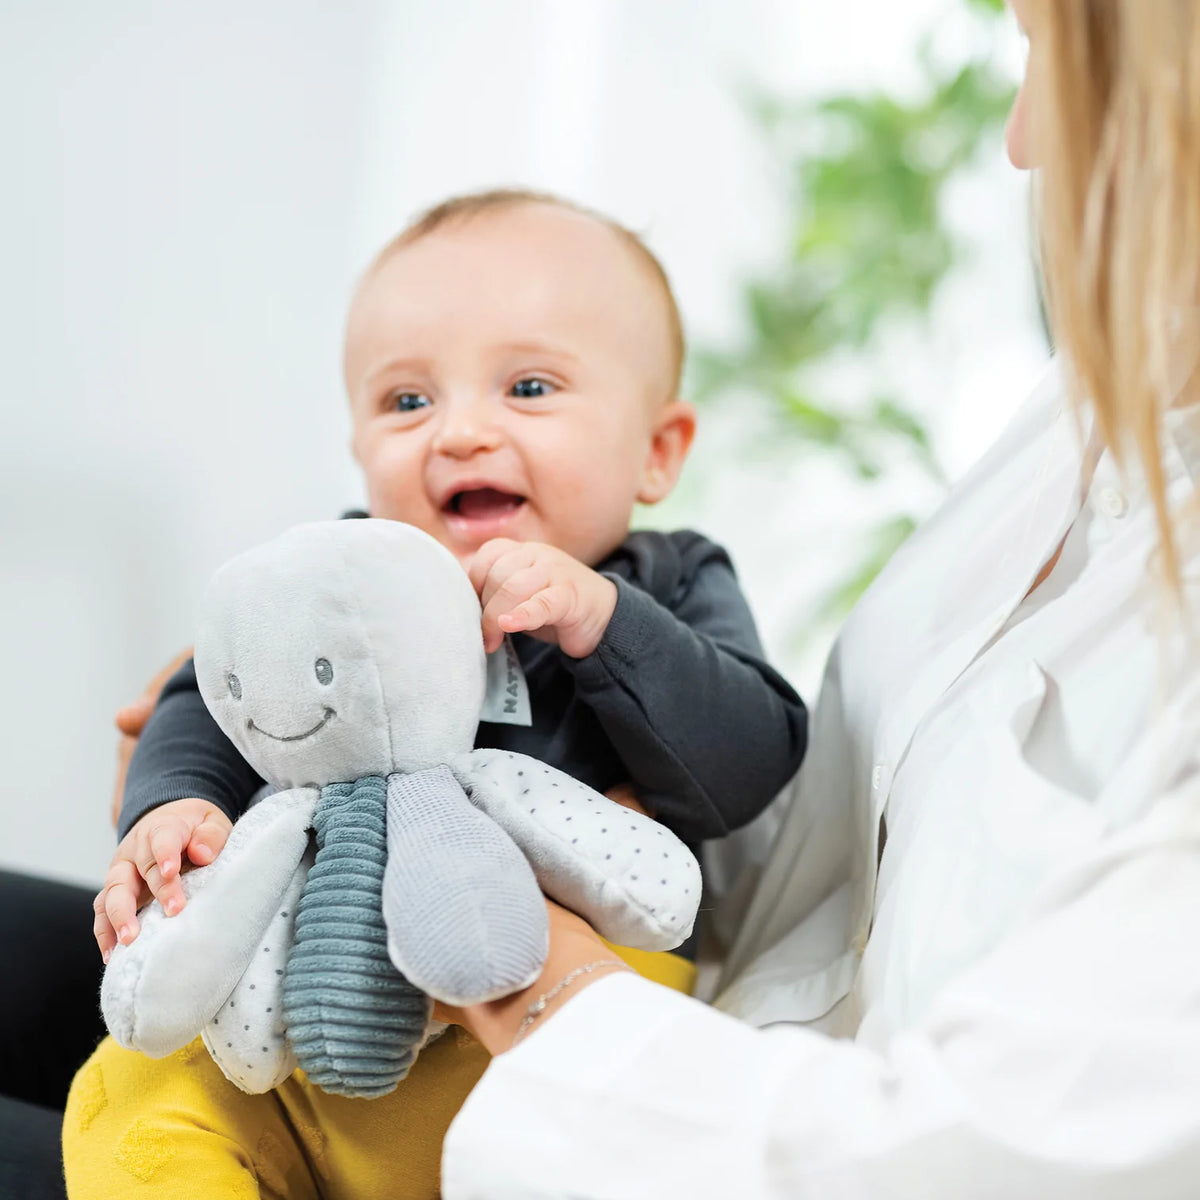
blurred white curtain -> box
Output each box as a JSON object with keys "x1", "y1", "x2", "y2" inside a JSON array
[{"x1": 1, "y1": 2, "x2": 381, "y2": 882}]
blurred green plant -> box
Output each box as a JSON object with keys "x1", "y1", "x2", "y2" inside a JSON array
[{"x1": 691, "y1": 0, "x2": 1018, "y2": 635}]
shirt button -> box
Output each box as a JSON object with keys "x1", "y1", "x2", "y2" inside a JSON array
[
  {"x1": 1097, "y1": 486, "x2": 1128, "y2": 518},
  {"x1": 871, "y1": 763, "x2": 885, "y2": 790}
]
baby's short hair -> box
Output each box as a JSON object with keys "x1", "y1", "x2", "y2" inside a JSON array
[{"x1": 371, "y1": 188, "x2": 685, "y2": 395}]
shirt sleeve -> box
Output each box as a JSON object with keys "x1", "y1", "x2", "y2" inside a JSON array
[
  {"x1": 117, "y1": 659, "x2": 264, "y2": 838},
  {"x1": 562, "y1": 544, "x2": 808, "y2": 841},
  {"x1": 443, "y1": 788, "x2": 1200, "y2": 1199}
]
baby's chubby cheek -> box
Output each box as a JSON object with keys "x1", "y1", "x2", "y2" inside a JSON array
[{"x1": 358, "y1": 461, "x2": 432, "y2": 524}]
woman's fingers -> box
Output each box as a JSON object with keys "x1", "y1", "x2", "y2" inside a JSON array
[
  {"x1": 434, "y1": 897, "x2": 614, "y2": 1050},
  {"x1": 603, "y1": 782, "x2": 652, "y2": 818},
  {"x1": 109, "y1": 646, "x2": 194, "y2": 827},
  {"x1": 114, "y1": 695, "x2": 156, "y2": 739},
  {"x1": 113, "y1": 647, "x2": 193, "y2": 737}
]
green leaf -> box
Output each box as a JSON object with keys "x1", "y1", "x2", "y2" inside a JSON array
[
  {"x1": 691, "y1": 0, "x2": 1024, "y2": 647},
  {"x1": 964, "y1": 0, "x2": 1007, "y2": 16}
]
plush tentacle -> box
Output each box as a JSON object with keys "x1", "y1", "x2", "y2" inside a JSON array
[
  {"x1": 101, "y1": 787, "x2": 319, "y2": 1057},
  {"x1": 449, "y1": 749, "x2": 702, "y2": 952},
  {"x1": 283, "y1": 776, "x2": 431, "y2": 1098},
  {"x1": 201, "y1": 842, "x2": 314, "y2": 1093},
  {"x1": 384, "y1": 765, "x2": 548, "y2": 1005}
]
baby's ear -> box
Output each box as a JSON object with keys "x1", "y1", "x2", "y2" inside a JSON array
[{"x1": 637, "y1": 400, "x2": 697, "y2": 505}]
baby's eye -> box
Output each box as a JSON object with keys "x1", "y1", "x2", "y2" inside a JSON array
[
  {"x1": 509, "y1": 378, "x2": 556, "y2": 400},
  {"x1": 389, "y1": 391, "x2": 431, "y2": 413},
  {"x1": 314, "y1": 658, "x2": 334, "y2": 686},
  {"x1": 227, "y1": 672, "x2": 242, "y2": 700}
]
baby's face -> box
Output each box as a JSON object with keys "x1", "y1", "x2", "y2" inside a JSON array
[{"x1": 345, "y1": 203, "x2": 691, "y2": 567}]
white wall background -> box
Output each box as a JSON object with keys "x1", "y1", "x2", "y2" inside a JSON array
[{"x1": 0, "y1": 0, "x2": 1044, "y2": 886}]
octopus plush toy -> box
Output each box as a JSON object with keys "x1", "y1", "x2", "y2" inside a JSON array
[{"x1": 101, "y1": 519, "x2": 701, "y2": 1097}]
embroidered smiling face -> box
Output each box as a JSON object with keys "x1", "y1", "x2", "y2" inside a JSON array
[
  {"x1": 194, "y1": 520, "x2": 487, "y2": 788},
  {"x1": 234, "y1": 656, "x2": 336, "y2": 742}
]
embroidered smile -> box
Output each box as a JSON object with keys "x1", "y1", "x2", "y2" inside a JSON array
[{"x1": 247, "y1": 708, "x2": 336, "y2": 742}]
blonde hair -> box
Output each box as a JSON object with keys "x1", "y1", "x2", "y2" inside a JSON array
[
  {"x1": 1035, "y1": 0, "x2": 1200, "y2": 591},
  {"x1": 368, "y1": 188, "x2": 685, "y2": 395}
]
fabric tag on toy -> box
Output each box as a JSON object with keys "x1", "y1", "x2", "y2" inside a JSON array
[{"x1": 480, "y1": 635, "x2": 532, "y2": 726}]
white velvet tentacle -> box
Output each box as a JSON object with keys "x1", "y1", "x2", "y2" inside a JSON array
[{"x1": 101, "y1": 787, "x2": 319, "y2": 1058}]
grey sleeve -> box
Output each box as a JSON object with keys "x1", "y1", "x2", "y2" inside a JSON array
[
  {"x1": 563, "y1": 560, "x2": 807, "y2": 843},
  {"x1": 117, "y1": 659, "x2": 265, "y2": 839}
]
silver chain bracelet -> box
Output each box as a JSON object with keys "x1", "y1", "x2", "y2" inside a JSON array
[{"x1": 510, "y1": 959, "x2": 631, "y2": 1047}]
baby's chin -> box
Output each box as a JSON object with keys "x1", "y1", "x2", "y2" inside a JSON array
[
  {"x1": 405, "y1": 519, "x2": 517, "y2": 572},
  {"x1": 415, "y1": 521, "x2": 482, "y2": 569}
]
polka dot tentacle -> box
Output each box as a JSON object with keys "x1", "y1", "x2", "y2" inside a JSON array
[{"x1": 451, "y1": 749, "x2": 701, "y2": 951}]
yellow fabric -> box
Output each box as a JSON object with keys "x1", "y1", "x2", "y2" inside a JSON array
[
  {"x1": 604, "y1": 940, "x2": 697, "y2": 995},
  {"x1": 64, "y1": 1030, "x2": 490, "y2": 1200},
  {"x1": 63, "y1": 948, "x2": 691, "y2": 1199}
]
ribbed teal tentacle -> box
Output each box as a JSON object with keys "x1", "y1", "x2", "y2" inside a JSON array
[{"x1": 283, "y1": 776, "x2": 430, "y2": 1097}]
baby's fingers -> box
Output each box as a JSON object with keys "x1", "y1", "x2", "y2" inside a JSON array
[
  {"x1": 148, "y1": 822, "x2": 184, "y2": 883},
  {"x1": 144, "y1": 823, "x2": 188, "y2": 916},
  {"x1": 499, "y1": 590, "x2": 564, "y2": 638},
  {"x1": 467, "y1": 538, "x2": 522, "y2": 597},
  {"x1": 497, "y1": 585, "x2": 571, "y2": 636},
  {"x1": 98, "y1": 859, "x2": 148, "y2": 954},
  {"x1": 185, "y1": 810, "x2": 232, "y2": 867},
  {"x1": 93, "y1": 887, "x2": 119, "y2": 961},
  {"x1": 479, "y1": 573, "x2": 548, "y2": 652}
]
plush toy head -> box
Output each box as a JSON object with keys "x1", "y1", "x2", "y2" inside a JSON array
[{"x1": 193, "y1": 519, "x2": 486, "y2": 788}]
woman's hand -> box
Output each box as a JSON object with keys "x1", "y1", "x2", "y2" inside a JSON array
[
  {"x1": 109, "y1": 648, "x2": 193, "y2": 827},
  {"x1": 434, "y1": 897, "x2": 624, "y2": 1055},
  {"x1": 436, "y1": 780, "x2": 643, "y2": 1053}
]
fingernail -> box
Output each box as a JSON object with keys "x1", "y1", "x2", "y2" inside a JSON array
[
  {"x1": 102, "y1": 948, "x2": 111, "y2": 965},
  {"x1": 164, "y1": 898, "x2": 180, "y2": 916},
  {"x1": 118, "y1": 925, "x2": 131, "y2": 943}
]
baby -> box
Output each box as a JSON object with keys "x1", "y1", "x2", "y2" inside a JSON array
[{"x1": 74, "y1": 190, "x2": 807, "y2": 1199}]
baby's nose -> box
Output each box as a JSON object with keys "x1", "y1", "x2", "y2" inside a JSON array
[{"x1": 431, "y1": 403, "x2": 503, "y2": 457}]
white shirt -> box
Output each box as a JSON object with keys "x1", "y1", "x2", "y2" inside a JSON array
[{"x1": 443, "y1": 362, "x2": 1200, "y2": 1198}]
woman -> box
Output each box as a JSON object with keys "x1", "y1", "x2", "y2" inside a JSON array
[{"x1": 436, "y1": 3, "x2": 1200, "y2": 1195}]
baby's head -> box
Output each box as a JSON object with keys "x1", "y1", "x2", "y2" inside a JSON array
[{"x1": 344, "y1": 189, "x2": 695, "y2": 567}]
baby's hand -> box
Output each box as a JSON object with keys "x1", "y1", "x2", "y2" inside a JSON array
[
  {"x1": 469, "y1": 539, "x2": 618, "y2": 658},
  {"x1": 93, "y1": 797, "x2": 232, "y2": 962}
]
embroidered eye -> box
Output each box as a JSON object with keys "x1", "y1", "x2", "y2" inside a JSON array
[
  {"x1": 314, "y1": 658, "x2": 334, "y2": 686},
  {"x1": 227, "y1": 673, "x2": 242, "y2": 700}
]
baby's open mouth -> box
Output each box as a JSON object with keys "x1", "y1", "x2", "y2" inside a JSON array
[{"x1": 445, "y1": 488, "x2": 526, "y2": 520}]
